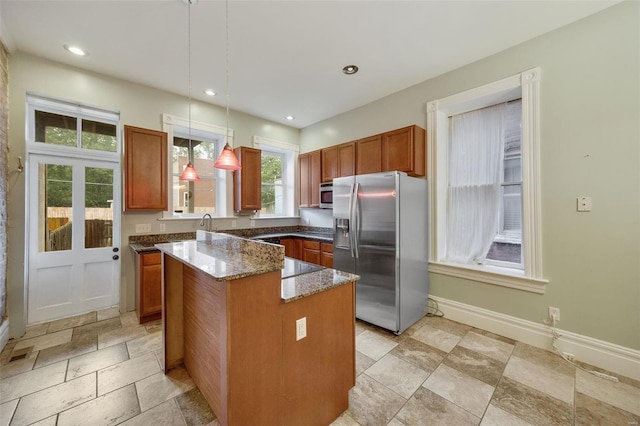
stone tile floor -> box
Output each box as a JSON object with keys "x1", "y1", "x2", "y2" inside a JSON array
[{"x1": 1, "y1": 307, "x2": 639, "y2": 425}]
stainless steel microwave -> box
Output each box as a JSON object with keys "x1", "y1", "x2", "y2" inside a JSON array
[{"x1": 319, "y1": 183, "x2": 333, "y2": 208}]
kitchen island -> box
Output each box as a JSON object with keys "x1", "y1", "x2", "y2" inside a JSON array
[{"x1": 156, "y1": 231, "x2": 359, "y2": 426}]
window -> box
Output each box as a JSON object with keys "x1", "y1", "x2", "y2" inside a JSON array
[
  {"x1": 162, "y1": 114, "x2": 228, "y2": 218},
  {"x1": 253, "y1": 136, "x2": 298, "y2": 217},
  {"x1": 28, "y1": 93, "x2": 120, "y2": 157},
  {"x1": 426, "y1": 68, "x2": 547, "y2": 293}
]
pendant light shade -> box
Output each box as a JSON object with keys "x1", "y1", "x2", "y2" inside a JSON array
[
  {"x1": 213, "y1": 0, "x2": 241, "y2": 171},
  {"x1": 214, "y1": 143, "x2": 241, "y2": 170},
  {"x1": 180, "y1": 161, "x2": 201, "y2": 181}
]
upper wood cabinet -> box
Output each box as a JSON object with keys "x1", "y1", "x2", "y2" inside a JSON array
[
  {"x1": 356, "y1": 135, "x2": 382, "y2": 175},
  {"x1": 381, "y1": 125, "x2": 425, "y2": 177},
  {"x1": 299, "y1": 150, "x2": 321, "y2": 208},
  {"x1": 233, "y1": 146, "x2": 262, "y2": 213},
  {"x1": 124, "y1": 125, "x2": 168, "y2": 211},
  {"x1": 322, "y1": 142, "x2": 356, "y2": 183}
]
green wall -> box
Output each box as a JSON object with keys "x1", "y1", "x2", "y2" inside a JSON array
[{"x1": 300, "y1": 1, "x2": 640, "y2": 350}]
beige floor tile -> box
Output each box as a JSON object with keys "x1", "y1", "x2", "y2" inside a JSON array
[
  {"x1": 0, "y1": 399, "x2": 18, "y2": 426},
  {"x1": 423, "y1": 364, "x2": 494, "y2": 417},
  {"x1": 120, "y1": 399, "x2": 187, "y2": 426},
  {"x1": 29, "y1": 415, "x2": 58, "y2": 425},
  {"x1": 18, "y1": 323, "x2": 50, "y2": 341},
  {"x1": 57, "y1": 384, "x2": 140, "y2": 426},
  {"x1": 72, "y1": 318, "x2": 122, "y2": 341},
  {"x1": 33, "y1": 334, "x2": 97, "y2": 369},
  {"x1": 576, "y1": 368, "x2": 640, "y2": 416},
  {"x1": 144, "y1": 319, "x2": 162, "y2": 334},
  {"x1": 11, "y1": 373, "x2": 96, "y2": 424},
  {"x1": 0, "y1": 351, "x2": 37, "y2": 380},
  {"x1": 175, "y1": 387, "x2": 218, "y2": 426},
  {"x1": 444, "y1": 345, "x2": 506, "y2": 387},
  {"x1": 457, "y1": 331, "x2": 514, "y2": 363},
  {"x1": 503, "y1": 355, "x2": 574, "y2": 404},
  {"x1": 480, "y1": 404, "x2": 533, "y2": 426},
  {"x1": 135, "y1": 366, "x2": 195, "y2": 412},
  {"x1": 0, "y1": 360, "x2": 67, "y2": 404},
  {"x1": 347, "y1": 373, "x2": 407, "y2": 426},
  {"x1": 67, "y1": 343, "x2": 129, "y2": 380},
  {"x1": 48, "y1": 312, "x2": 97, "y2": 333},
  {"x1": 97, "y1": 306, "x2": 120, "y2": 321},
  {"x1": 386, "y1": 419, "x2": 406, "y2": 426},
  {"x1": 355, "y1": 351, "x2": 376, "y2": 376},
  {"x1": 575, "y1": 391, "x2": 640, "y2": 425},
  {"x1": 97, "y1": 351, "x2": 161, "y2": 396},
  {"x1": 126, "y1": 332, "x2": 162, "y2": 359},
  {"x1": 119, "y1": 311, "x2": 139, "y2": 328},
  {"x1": 365, "y1": 354, "x2": 429, "y2": 399},
  {"x1": 355, "y1": 330, "x2": 398, "y2": 361},
  {"x1": 390, "y1": 336, "x2": 446, "y2": 373},
  {"x1": 422, "y1": 316, "x2": 473, "y2": 337},
  {"x1": 97, "y1": 325, "x2": 147, "y2": 350},
  {"x1": 330, "y1": 412, "x2": 360, "y2": 426},
  {"x1": 13, "y1": 329, "x2": 73, "y2": 353},
  {"x1": 395, "y1": 387, "x2": 480, "y2": 426},
  {"x1": 410, "y1": 324, "x2": 461, "y2": 353}
]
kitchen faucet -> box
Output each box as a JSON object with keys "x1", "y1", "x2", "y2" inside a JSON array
[{"x1": 200, "y1": 213, "x2": 212, "y2": 232}]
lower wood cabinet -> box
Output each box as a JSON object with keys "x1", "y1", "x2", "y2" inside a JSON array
[
  {"x1": 302, "y1": 240, "x2": 321, "y2": 264},
  {"x1": 320, "y1": 242, "x2": 333, "y2": 268},
  {"x1": 135, "y1": 251, "x2": 162, "y2": 323}
]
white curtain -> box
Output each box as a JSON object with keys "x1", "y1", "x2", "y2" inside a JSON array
[{"x1": 445, "y1": 103, "x2": 505, "y2": 264}]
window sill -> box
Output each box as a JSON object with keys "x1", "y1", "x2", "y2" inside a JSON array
[{"x1": 429, "y1": 261, "x2": 548, "y2": 294}]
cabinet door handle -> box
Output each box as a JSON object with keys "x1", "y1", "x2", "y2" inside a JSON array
[{"x1": 113, "y1": 255, "x2": 119, "y2": 260}]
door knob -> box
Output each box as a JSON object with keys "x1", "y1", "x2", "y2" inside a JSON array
[
  {"x1": 113, "y1": 247, "x2": 119, "y2": 252},
  {"x1": 113, "y1": 255, "x2": 119, "y2": 260}
]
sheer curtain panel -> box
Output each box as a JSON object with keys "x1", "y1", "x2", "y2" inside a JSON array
[{"x1": 445, "y1": 103, "x2": 506, "y2": 264}]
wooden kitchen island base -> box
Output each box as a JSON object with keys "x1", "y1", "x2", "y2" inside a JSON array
[{"x1": 162, "y1": 254, "x2": 356, "y2": 426}]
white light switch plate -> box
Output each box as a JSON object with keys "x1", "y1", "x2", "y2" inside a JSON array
[{"x1": 135, "y1": 223, "x2": 151, "y2": 233}]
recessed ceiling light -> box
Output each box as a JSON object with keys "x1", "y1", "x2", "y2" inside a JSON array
[
  {"x1": 342, "y1": 65, "x2": 359, "y2": 75},
  {"x1": 285, "y1": 115, "x2": 295, "y2": 121},
  {"x1": 63, "y1": 45, "x2": 88, "y2": 56},
  {"x1": 204, "y1": 89, "x2": 216, "y2": 96}
]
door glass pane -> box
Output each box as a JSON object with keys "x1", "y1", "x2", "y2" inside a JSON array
[
  {"x1": 82, "y1": 119, "x2": 117, "y2": 152},
  {"x1": 85, "y1": 167, "x2": 114, "y2": 249},
  {"x1": 40, "y1": 164, "x2": 73, "y2": 252},
  {"x1": 35, "y1": 111, "x2": 77, "y2": 146}
]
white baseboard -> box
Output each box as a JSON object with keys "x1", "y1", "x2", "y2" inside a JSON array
[
  {"x1": 0, "y1": 319, "x2": 9, "y2": 354},
  {"x1": 431, "y1": 296, "x2": 640, "y2": 381}
]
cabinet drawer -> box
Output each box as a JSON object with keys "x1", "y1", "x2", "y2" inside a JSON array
[
  {"x1": 142, "y1": 252, "x2": 161, "y2": 266},
  {"x1": 303, "y1": 240, "x2": 320, "y2": 250},
  {"x1": 320, "y1": 243, "x2": 333, "y2": 253}
]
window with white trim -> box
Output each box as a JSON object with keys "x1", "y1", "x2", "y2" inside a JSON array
[
  {"x1": 426, "y1": 68, "x2": 547, "y2": 293},
  {"x1": 162, "y1": 114, "x2": 229, "y2": 218},
  {"x1": 253, "y1": 136, "x2": 298, "y2": 217}
]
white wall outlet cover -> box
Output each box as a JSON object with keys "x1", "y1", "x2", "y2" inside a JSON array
[
  {"x1": 296, "y1": 317, "x2": 307, "y2": 341},
  {"x1": 577, "y1": 196, "x2": 592, "y2": 212}
]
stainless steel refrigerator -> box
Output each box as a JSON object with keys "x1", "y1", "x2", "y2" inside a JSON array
[{"x1": 333, "y1": 171, "x2": 429, "y2": 334}]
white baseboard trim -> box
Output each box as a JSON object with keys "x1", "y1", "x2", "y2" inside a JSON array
[
  {"x1": 431, "y1": 296, "x2": 640, "y2": 381},
  {"x1": 0, "y1": 319, "x2": 9, "y2": 354}
]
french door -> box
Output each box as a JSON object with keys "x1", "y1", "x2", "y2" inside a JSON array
[{"x1": 27, "y1": 154, "x2": 121, "y2": 324}]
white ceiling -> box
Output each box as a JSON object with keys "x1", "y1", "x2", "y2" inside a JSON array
[{"x1": 0, "y1": 0, "x2": 619, "y2": 128}]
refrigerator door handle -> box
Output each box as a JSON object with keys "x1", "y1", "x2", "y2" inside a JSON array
[
  {"x1": 347, "y1": 183, "x2": 356, "y2": 258},
  {"x1": 353, "y1": 181, "x2": 360, "y2": 259}
]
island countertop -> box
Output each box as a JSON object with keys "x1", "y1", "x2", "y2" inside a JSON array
[{"x1": 155, "y1": 231, "x2": 358, "y2": 302}]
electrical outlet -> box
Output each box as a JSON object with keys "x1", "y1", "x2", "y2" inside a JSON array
[
  {"x1": 135, "y1": 224, "x2": 151, "y2": 233},
  {"x1": 296, "y1": 317, "x2": 307, "y2": 341},
  {"x1": 231, "y1": 220, "x2": 237, "y2": 228},
  {"x1": 159, "y1": 223, "x2": 166, "y2": 232},
  {"x1": 577, "y1": 196, "x2": 592, "y2": 212},
  {"x1": 563, "y1": 352, "x2": 575, "y2": 361},
  {"x1": 548, "y1": 306, "x2": 560, "y2": 322},
  {"x1": 250, "y1": 219, "x2": 256, "y2": 227}
]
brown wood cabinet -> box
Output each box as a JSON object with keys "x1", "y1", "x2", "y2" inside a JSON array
[
  {"x1": 302, "y1": 240, "x2": 321, "y2": 264},
  {"x1": 356, "y1": 135, "x2": 382, "y2": 175},
  {"x1": 135, "y1": 251, "x2": 162, "y2": 323},
  {"x1": 124, "y1": 125, "x2": 168, "y2": 211},
  {"x1": 320, "y1": 242, "x2": 333, "y2": 268},
  {"x1": 281, "y1": 238, "x2": 295, "y2": 258},
  {"x1": 233, "y1": 146, "x2": 262, "y2": 213},
  {"x1": 381, "y1": 125, "x2": 426, "y2": 177},
  {"x1": 322, "y1": 142, "x2": 356, "y2": 183},
  {"x1": 299, "y1": 150, "x2": 321, "y2": 208}
]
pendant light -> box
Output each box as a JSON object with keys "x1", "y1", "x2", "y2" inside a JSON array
[
  {"x1": 180, "y1": 0, "x2": 201, "y2": 181},
  {"x1": 214, "y1": 0, "x2": 241, "y2": 171}
]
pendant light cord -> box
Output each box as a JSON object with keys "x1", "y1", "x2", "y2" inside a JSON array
[
  {"x1": 188, "y1": 0, "x2": 193, "y2": 163},
  {"x1": 225, "y1": 0, "x2": 230, "y2": 146}
]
